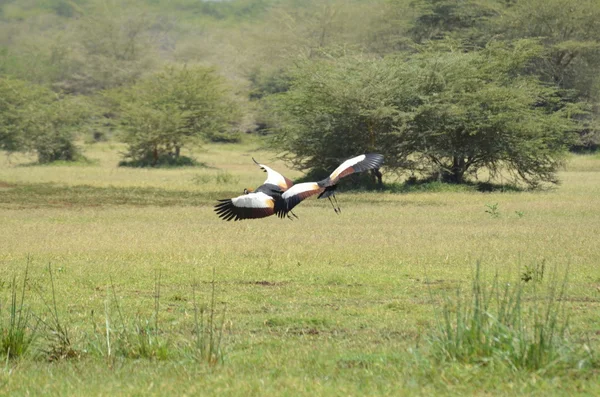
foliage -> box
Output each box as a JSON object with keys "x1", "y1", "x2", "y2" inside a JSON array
[
  {"x1": 0, "y1": 78, "x2": 39, "y2": 153},
  {"x1": 270, "y1": 55, "x2": 411, "y2": 178},
  {"x1": 0, "y1": 3, "x2": 157, "y2": 94},
  {"x1": 154, "y1": 0, "x2": 272, "y2": 21},
  {"x1": 118, "y1": 154, "x2": 199, "y2": 168},
  {"x1": 248, "y1": 67, "x2": 292, "y2": 100},
  {"x1": 496, "y1": 0, "x2": 600, "y2": 151},
  {"x1": 409, "y1": 0, "x2": 499, "y2": 45},
  {"x1": 484, "y1": 203, "x2": 499, "y2": 218},
  {"x1": 401, "y1": 40, "x2": 580, "y2": 185},
  {"x1": 109, "y1": 65, "x2": 241, "y2": 167},
  {"x1": 66, "y1": 5, "x2": 158, "y2": 94},
  {"x1": 497, "y1": 0, "x2": 600, "y2": 98},
  {"x1": 273, "y1": 40, "x2": 579, "y2": 185},
  {"x1": 29, "y1": 96, "x2": 90, "y2": 163},
  {"x1": 0, "y1": 77, "x2": 88, "y2": 163},
  {"x1": 2, "y1": 0, "x2": 600, "y2": 172}
]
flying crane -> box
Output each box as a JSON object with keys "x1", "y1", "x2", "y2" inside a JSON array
[{"x1": 214, "y1": 154, "x2": 383, "y2": 221}]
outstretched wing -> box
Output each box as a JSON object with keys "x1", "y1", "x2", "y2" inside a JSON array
[
  {"x1": 325, "y1": 153, "x2": 384, "y2": 186},
  {"x1": 253, "y1": 158, "x2": 294, "y2": 192},
  {"x1": 276, "y1": 182, "x2": 324, "y2": 217},
  {"x1": 214, "y1": 192, "x2": 275, "y2": 221}
]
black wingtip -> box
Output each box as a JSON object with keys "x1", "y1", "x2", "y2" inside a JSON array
[
  {"x1": 252, "y1": 157, "x2": 259, "y2": 165},
  {"x1": 214, "y1": 199, "x2": 236, "y2": 221},
  {"x1": 365, "y1": 153, "x2": 384, "y2": 166}
]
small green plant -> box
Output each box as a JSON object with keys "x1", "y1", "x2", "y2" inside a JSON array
[
  {"x1": 0, "y1": 260, "x2": 37, "y2": 360},
  {"x1": 99, "y1": 271, "x2": 170, "y2": 361},
  {"x1": 515, "y1": 210, "x2": 525, "y2": 218},
  {"x1": 429, "y1": 262, "x2": 571, "y2": 371},
  {"x1": 37, "y1": 263, "x2": 77, "y2": 361},
  {"x1": 521, "y1": 261, "x2": 545, "y2": 283},
  {"x1": 485, "y1": 203, "x2": 500, "y2": 218},
  {"x1": 191, "y1": 268, "x2": 226, "y2": 365}
]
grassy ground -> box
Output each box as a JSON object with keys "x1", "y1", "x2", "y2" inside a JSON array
[{"x1": 1, "y1": 142, "x2": 599, "y2": 395}]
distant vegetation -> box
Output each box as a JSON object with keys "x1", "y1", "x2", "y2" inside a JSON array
[
  {"x1": 107, "y1": 65, "x2": 240, "y2": 167},
  {"x1": 1, "y1": 0, "x2": 599, "y2": 182}
]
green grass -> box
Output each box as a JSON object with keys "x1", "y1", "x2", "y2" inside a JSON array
[
  {"x1": 0, "y1": 182, "x2": 226, "y2": 208},
  {"x1": 0, "y1": 260, "x2": 36, "y2": 360},
  {"x1": 1, "y1": 142, "x2": 600, "y2": 395},
  {"x1": 430, "y1": 262, "x2": 576, "y2": 371}
]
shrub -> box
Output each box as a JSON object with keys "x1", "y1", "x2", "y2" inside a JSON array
[
  {"x1": 109, "y1": 65, "x2": 241, "y2": 167},
  {"x1": 0, "y1": 77, "x2": 88, "y2": 163}
]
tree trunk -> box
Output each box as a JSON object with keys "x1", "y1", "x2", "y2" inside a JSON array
[
  {"x1": 175, "y1": 145, "x2": 180, "y2": 159},
  {"x1": 443, "y1": 156, "x2": 466, "y2": 183},
  {"x1": 152, "y1": 146, "x2": 158, "y2": 166}
]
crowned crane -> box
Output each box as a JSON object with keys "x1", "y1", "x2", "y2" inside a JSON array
[{"x1": 214, "y1": 154, "x2": 384, "y2": 221}]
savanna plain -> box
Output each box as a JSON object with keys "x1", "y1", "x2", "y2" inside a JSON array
[{"x1": 1, "y1": 141, "x2": 599, "y2": 396}]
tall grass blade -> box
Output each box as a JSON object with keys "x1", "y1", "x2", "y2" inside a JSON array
[
  {"x1": 191, "y1": 268, "x2": 226, "y2": 365},
  {"x1": 430, "y1": 261, "x2": 572, "y2": 371},
  {"x1": 1, "y1": 256, "x2": 37, "y2": 359}
]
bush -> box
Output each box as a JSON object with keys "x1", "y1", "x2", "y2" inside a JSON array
[
  {"x1": 0, "y1": 77, "x2": 88, "y2": 163},
  {"x1": 1, "y1": 264, "x2": 36, "y2": 360},
  {"x1": 109, "y1": 65, "x2": 241, "y2": 167}
]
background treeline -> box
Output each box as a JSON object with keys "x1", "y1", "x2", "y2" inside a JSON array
[{"x1": 1, "y1": 0, "x2": 599, "y2": 185}]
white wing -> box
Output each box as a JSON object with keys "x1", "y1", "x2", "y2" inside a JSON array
[
  {"x1": 327, "y1": 154, "x2": 384, "y2": 185},
  {"x1": 253, "y1": 158, "x2": 294, "y2": 191},
  {"x1": 278, "y1": 182, "x2": 324, "y2": 215},
  {"x1": 215, "y1": 192, "x2": 275, "y2": 221}
]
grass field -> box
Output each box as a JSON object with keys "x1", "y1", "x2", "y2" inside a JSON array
[{"x1": 1, "y1": 141, "x2": 599, "y2": 395}]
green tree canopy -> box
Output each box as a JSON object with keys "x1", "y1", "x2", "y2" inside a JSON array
[
  {"x1": 497, "y1": 0, "x2": 600, "y2": 150},
  {"x1": 110, "y1": 65, "x2": 240, "y2": 167},
  {"x1": 400, "y1": 40, "x2": 580, "y2": 185},
  {"x1": 498, "y1": 0, "x2": 600, "y2": 98},
  {"x1": 409, "y1": 0, "x2": 499, "y2": 45},
  {"x1": 0, "y1": 77, "x2": 88, "y2": 163},
  {"x1": 270, "y1": 55, "x2": 413, "y2": 178},
  {"x1": 272, "y1": 40, "x2": 580, "y2": 186}
]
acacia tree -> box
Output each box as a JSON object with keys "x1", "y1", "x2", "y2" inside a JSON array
[
  {"x1": 498, "y1": 0, "x2": 600, "y2": 96},
  {"x1": 270, "y1": 55, "x2": 415, "y2": 181},
  {"x1": 272, "y1": 40, "x2": 580, "y2": 186},
  {"x1": 409, "y1": 0, "x2": 499, "y2": 45},
  {"x1": 0, "y1": 77, "x2": 88, "y2": 162},
  {"x1": 497, "y1": 0, "x2": 600, "y2": 150},
  {"x1": 111, "y1": 65, "x2": 240, "y2": 167},
  {"x1": 400, "y1": 40, "x2": 580, "y2": 185}
]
